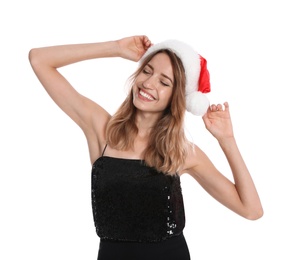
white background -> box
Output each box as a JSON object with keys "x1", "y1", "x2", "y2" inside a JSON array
[{"x1": 1, "y1": 0, "x2": 290, "y2": 259}]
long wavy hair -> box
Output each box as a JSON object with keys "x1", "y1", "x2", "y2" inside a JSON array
[{"x1": 106, "y1": 49, "x2": 189, "y2": 175}]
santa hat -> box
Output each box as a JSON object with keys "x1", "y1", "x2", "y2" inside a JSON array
[{"x1": 139, "y1": 40, "x2": 211, "y2": 116}]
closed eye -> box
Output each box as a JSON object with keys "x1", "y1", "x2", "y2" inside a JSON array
[
  {"x1": 142, "y1": 65, "x2": 152, "y2": 75},
  {"x1": 143, "y1": 68, "x2": 151, "y2": 75},
  {"x1": 161, "y1": 81, "x2": 170, "y2": 87}
]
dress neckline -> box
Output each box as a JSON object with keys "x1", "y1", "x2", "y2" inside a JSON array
[
  {"x1": 92, "y1": 155, "x2": 144, "y2": 167},
  {"x1": 102, "y1": 155, "x2": 144, "y2": 161}
]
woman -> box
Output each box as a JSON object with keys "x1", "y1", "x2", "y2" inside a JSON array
[{"x1": 29, "y1": 35, "x2": 263, "y2": 260}]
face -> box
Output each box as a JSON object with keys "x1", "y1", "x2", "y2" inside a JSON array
[{"x1": 133, "y1": 53, "x2": 174, "y2": 115}]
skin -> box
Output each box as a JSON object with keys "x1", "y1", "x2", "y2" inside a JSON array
[
  {"x1": 29, "y1": 35, "x2": 263, "y2": 220},
  {"x1": 133, "y1": 53, "x2": 174, "y2": 125}
]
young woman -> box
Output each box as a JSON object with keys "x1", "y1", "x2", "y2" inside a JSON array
[{"x1": 29, "y1": 35, "x2": 263, "y2": 260}]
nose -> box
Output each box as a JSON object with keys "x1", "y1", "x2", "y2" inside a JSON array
[{"x1": 143, "y1": 75, "x2": 156, "y2": 90}]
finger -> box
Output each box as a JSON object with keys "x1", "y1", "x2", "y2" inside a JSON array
[
  {"x1": 143, "y1": 36, "x2": 152, "y2": 48},
  {"x1": 224, "y1": 102, "x2": 229, "y2": 111},
  {"x1": 217, "y1": 104, "x2": 223, "y2": 111},
  {"x1": 210, "y1": 104, "x2": 217, "y2": 111}
]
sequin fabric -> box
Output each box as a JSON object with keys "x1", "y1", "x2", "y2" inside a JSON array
[{"x1": 91, "y1": 156, "x2": 185, "y2": 242}]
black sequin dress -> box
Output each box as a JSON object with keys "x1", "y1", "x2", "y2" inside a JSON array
[{"x1": 91, "y1": 148, "x2": 190, "y2": 260}]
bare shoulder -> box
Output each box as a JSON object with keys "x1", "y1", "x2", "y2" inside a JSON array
[{"x1": 180, "y1": 142, "x2": 214, "y2": 177}]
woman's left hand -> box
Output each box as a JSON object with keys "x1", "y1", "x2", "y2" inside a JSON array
[{"x1": 202, "y1": 102, "x2": 234, "y2": 141}]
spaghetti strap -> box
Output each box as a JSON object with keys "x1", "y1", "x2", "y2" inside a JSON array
[{"x1": 101, "y1": 144, "x2": 108, "y2": 157}]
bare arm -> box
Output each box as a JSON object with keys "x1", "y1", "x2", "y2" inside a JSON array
[
  {"x1": 183, "y1": 102, "x2": 263, "y2": 220},
  {"x1": 28, "y1": 36, "x2": 152, "y2": 129},
  {"x1": 28, "y1": 35, "x2": 152, "y2": 161},
  {"x1": 28, "y1": 41, "x2": 119, "y2": 130}
]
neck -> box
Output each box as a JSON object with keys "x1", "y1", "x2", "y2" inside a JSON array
[{"x1": 135, "y1": 110, "x2": 161, "y2": 137}]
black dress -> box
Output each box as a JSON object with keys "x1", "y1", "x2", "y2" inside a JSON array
[{"x1": 91, "y1": 149, "x2": 190, "y2": 260}]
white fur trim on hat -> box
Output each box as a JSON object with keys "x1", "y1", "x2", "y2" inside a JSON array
[{"x1": 139, "y1": 40, "x2": 210, "y2": 116}]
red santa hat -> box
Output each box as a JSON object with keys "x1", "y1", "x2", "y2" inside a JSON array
[{"x1": 139, "y1": 40, "x2": 211, "y2": 116}]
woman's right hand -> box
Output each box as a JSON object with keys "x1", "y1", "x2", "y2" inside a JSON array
[
  {"x1": 117, "y1": 35, "x2": 152, "y2": 62},
  {"x1": 29, "y1": 36, "x2": 152, "y2": 163}
]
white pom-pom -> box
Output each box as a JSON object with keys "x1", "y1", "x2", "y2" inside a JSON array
[{"x1": 186, "y1": 91, "x2": 210, "y2": 116}]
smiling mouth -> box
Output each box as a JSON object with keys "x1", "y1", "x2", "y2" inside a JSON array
[{"x1": 138, "y1": 89, "x2": 155, "y2": 101}]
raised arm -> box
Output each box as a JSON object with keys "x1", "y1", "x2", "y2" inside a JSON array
[
  {"x1": 28, "y1": 36, "x2": 152, "y2": 161},
  {"x1": 29, "y1": 36, "x2": 151, "y2": 129},
  {"x1": 183, "y1": 102, "x2": 263, "y2": 220},
  {"x1": 29, "y1": 41, "x2": 119, "y2": 131}
]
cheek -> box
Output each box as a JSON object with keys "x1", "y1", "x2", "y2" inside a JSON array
[
  {"x1": 132, "y1": 85, "x2": 138, "y2": 97},
  {"x1": 162, "y1": 89, "x2": 173, "y2": 101}
]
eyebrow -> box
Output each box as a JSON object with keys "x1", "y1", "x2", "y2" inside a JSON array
[{"x1": 146, "y1": 64, "x2": 173, "y2": 84}]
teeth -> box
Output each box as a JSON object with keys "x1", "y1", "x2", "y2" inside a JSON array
[{"x1": 139, "y1": 90, "x2": 154, "y2": 100}]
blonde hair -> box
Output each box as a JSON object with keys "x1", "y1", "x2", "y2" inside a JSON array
[{"x1": 106, "y1": 50, "x2": 189, "y2": 175}]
